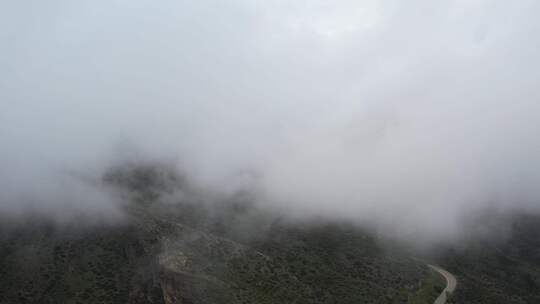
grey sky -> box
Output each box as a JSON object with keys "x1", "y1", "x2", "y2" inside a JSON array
[{"x1": 1, "y1": 0, "x2": 540, "y2": 240}]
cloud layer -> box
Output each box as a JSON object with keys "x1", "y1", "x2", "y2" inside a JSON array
[{"x1": 2, "y1": 0, "x2": 540, "y2": 241}]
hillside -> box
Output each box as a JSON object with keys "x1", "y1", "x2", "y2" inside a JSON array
[
  {"x1": 438, "y1": 214, "x2": 540, "y2": 304},
  {"x1": 0, "y1": 163, "x2": 442, "y2": 304}
]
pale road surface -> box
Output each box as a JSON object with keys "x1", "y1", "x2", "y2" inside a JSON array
[{"x1": 428, "y1": 264, "x2": 457, "y2": 304}]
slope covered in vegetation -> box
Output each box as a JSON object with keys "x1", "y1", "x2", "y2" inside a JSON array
[{"x1": 0, "y1": 163, "x2": 441, "y2": 304}]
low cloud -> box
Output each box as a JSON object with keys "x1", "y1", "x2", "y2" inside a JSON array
[{"x1": 1, "y1": 0, "x2": 540, "y2": 242}]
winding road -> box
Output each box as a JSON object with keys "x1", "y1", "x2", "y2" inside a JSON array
[{"x1": 428, "y1": 264, "x2": 457, "y2": 304}]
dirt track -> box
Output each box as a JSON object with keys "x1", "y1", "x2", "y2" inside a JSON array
[{"x1": 428, "y1": 264, "x2": 457, "y2": 304}]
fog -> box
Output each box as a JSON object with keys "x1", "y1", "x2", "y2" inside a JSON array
[{"x1": 1, "y1": 0, "x2": 540, "y2": 242}]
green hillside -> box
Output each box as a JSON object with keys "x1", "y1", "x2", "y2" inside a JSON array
[{"x1": 0, "y1": 163, "x2": 440, "y2": 304}]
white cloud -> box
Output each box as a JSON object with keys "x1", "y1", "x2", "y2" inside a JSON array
[{"x1": 1, "y1": 0, "x2": 540, "y2": 241}]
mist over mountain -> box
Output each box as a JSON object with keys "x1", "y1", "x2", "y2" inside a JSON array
[{"x1": 2, "y1": 0, "x2": 540, "y2": 246}]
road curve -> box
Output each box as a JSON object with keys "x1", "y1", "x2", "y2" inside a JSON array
[{"x1": 428, "y1": 264, "x2": 457, "y2": 304}]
